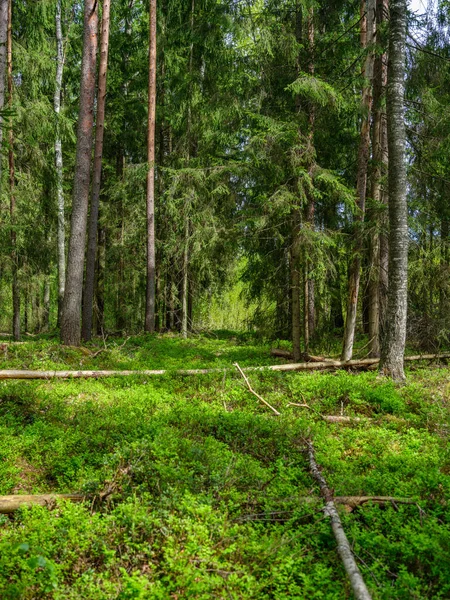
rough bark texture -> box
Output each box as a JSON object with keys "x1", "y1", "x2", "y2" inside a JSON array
[
  {"x1": 145, "y1": 0, "x2": 157, "y2": 332},
  {"x1": 0, "y1": 0, "x2": 8, "y2": 189},
  {"x1": 54, "y1": 0, "x2": 65, "y2": 324},
  {"x1": 379, "y1": 0, "x2": 408, "y2": 380},
  {"x1": 60, "y1": 0, "x2": 98, "y2": 346},
  {"x1": 342, "y1": 0, "x2": 375, "y2": 361},
  {"x1": 82, "y1": 0, "x2": 111, "y2": 342},
  {"x1": 368, "y1": 0, "x2": 389, "y2": 357},
  {"x1": 307, "y1": 441, "x2": 373, "y2": 600},
  {"x1": 8, "y1": 0, "x2": 19, "y2": 341}
]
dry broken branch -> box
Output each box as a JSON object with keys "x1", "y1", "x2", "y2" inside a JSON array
[
  {"x1": 306, "y1": 440, "x2": 372, "y2": 600},
  {"x1": 234, "y1": 362, "x2": 280, "y2": 415}
]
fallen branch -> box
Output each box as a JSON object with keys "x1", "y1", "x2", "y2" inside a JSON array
[
  {"x1": 306, "y1": 440, "x2": 372, "y2": 600},
  {"x1": 322, "y1": 415, "x2": 368, "y2": 424},
  {"x1": 0, "y1": 353, "x2": 448, "y2": 380},
  {"x1": 0, "y1": 494, "x2": 86, "y2": 514},
  {"x1": 234, "y1": 362, "x2": 280, "y2": 415}
]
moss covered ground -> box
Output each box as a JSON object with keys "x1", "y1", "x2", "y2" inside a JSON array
[{"x1": 0, "y1": 334, "x2": 449, "y2": 598}]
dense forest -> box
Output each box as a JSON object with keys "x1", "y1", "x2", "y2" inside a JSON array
[
  {"x1": 0, "y1": 0, "x2": 449, "y2": 598},
  {"x1": 0, "y1": 0, "x2": 447, "y2": 375}
]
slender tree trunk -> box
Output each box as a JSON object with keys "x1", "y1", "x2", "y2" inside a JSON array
[
  {"x1": 368, "y1": 0, "x2": 389, "y2": 357},
  {"x1": 54, "y1": 0, "x2": 65, "y2": 325},
  {"x1": 291, "y1": 210, "x2": 302, "y2": 361},
  {"x1": 43, "y1": 279, "x2": 50, "y2": 331},
  {"x1": 0, "y1": 0, "x2": 8, "y2": 191},
  {"x1": 33, "y1": 282, "x2": 41, "y2": 333},
  {"x1": 82, "y1": 0, "x2": 111, "y2": 342},
  {"x1": 96, "y1": 222, "x2": 105, "y2": 336},
  {"x1": 181, "y1": 211, "x2": 189, "y2": 338},
  {"x1": 379, "y1": 0, "x2": 408, "y2": 380},
  {"x1": 60, "y1": 0, "x2": 99, "y2": 346},
  {"x1": 180, "y1": 0, "x2": 196, "y2": 338},
  {"x1": 145, "y1": 0, "x2": 157, "y2": 332},
  {"x1": 24, "y1": 285, "x2": 29, "y2": 333},
  {"x1": 439, "y1": 216, "x2": 449, "y2": 319},
  {"x1": 341, "y1": 0, "x2": 375, "y2": 361},
  {"x1": 8, "y1": 0, "x2": 19, "y2": 341}
]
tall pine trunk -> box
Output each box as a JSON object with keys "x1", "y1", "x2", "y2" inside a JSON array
[
  {"x1": 368, "y1": 0, "x2": 389, "y2": 357},
  {"x1": 8, "y1": 0, "x2": 19, "y2": 341},
  {"x1": 145, "y1": 0, "x2": 157, "y2": 332},
  {"x1": 54, "y1": 0, "x2": 65, "y2": 325},
  {"x1": 60, "y1": 0, "x2": 98, "y2": 346},
  {"x1": 82, "y1": 0, "x2": 111, "y2": 342},
  {"x1": 379, "y1": 0, "x2": 408, "y2": 380},
  {"x1": 341, "y1": 0, "x2": 375, "y2": 361}
]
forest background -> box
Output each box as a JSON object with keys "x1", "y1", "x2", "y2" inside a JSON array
[{"x1": 0, "y1": 0, "x2": 448, "y2": 370}]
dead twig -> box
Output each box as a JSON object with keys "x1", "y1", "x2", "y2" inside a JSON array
[{"x1": 233, "y1": 362, "x2": 280, "y2": 416}]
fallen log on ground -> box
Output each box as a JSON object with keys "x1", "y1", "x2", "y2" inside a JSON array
[
  {"x1": 267, "y1": 353, "x2": 450, "y2": 373},
  {"x1": 306, "y1": 440, "x2": 372, "y2": 600},
  {"x1": 0, "y1": 353, "x2": 448, "y2": 380},
  {"x1": 0, "y1": 494, "x2": 86, "y2": 514},
  {"x1": 322, "y1": 415, "x2": 367, "y2": 423}
]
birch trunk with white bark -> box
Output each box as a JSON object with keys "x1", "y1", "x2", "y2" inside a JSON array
[{"x1": 54, "y1": 0, "x2": 65, "y2": 324}]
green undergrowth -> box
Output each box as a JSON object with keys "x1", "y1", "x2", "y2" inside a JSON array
[
  {"x1": 0, "y1": 337, "x2": 449, "y2": 598},
  {"x1": 0, "y1": 331, "x2": 273, "y2": 371}
]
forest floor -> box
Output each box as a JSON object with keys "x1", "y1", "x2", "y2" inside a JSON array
[{"x1": 0, "y1": 333, "x2": 449, "y2": 599}]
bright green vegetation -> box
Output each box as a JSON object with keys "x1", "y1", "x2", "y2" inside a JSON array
[
  {"x1": 0, "y1": 336, "x2": 449, "y2": 598},
  {"x1": 0, "y1": 332, "x2": 274, "y2": 371}
]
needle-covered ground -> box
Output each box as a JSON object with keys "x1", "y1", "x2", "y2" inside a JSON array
[{"x1": 0, "y1": 334, "x2": 449, "y2": 599}]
